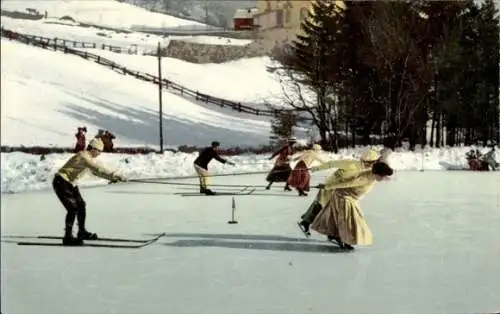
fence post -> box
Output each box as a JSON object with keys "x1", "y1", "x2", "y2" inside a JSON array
[{"x1": 157, "y1": 42, "x2": 164, "y2": 153}]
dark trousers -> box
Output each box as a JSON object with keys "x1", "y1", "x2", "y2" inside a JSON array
[
  {"x1": 52, "y1": 175, "x2": 87, "y2": 234},
  {"x1": 301, "y1": 199, "x2": 323, "y2": 224}
]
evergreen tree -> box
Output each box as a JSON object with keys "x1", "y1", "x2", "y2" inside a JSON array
[
  {"x1": 477, "y1": 0, "x2": 499, "y2": 143},
  {"x1": 269, "y1": 111, "x2": 297, "y2": 146},
  {"x1": 280, "y1": 0, "x2": 345, "y2": 150},
  {"x1": 420, "y1": 1, "x2": 469, "y2": 146}
]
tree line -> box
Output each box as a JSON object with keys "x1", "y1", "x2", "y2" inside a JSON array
[{"x1": 270, "y1": 0, "x2": 499, "y2": 151}]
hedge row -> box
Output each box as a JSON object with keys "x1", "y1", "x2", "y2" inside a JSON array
[{"x1": 0, "y1": 145, "x2": 289, "y2": 156}]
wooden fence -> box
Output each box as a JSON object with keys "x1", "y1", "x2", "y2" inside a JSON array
[{"x1": 1, "y1": 28, "x2": 311, "y2": 121}]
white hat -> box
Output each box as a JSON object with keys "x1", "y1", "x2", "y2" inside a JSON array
[
  {"x1": 360, "y1": 147, "x2": 380, "y2": 162},
  {"x1": 88, "y1": 138, "x2": 104, "y2": 151},
  {"x1": 312, "y1": 144, "x2": 322, "y2": 151}
]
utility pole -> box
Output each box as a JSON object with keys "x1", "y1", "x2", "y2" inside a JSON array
[{"x1": 157, "y1": 42, "x2": 164, "y2": 153}]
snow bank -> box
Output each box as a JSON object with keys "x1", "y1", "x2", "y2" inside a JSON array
[{"x1": 2, "y1": 146, "x2": 496, "y2": 194}]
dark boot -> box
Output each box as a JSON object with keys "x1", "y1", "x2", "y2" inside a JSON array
[
  {"x1": 298, "y1": 189, "x2": 308, "y2": 196},
  {"x1": 265, "y1": 182, "x2": 272, "y2": 190},
  {"x1": 300, "y1": 201, "x2": 322, "y2": 224},
  {"x1": 62, "y1": 227, "x2": 83, "y2": 246},
  {"x1": 327, "y1": 235, "x2": 354, "y2": 250},
  {"x1": 77, "y1": 229, "x2": 98, "y2": 240},
  {"x1": 284, "y1": 184, "x2": 292, "y2": 191},
  {"x1": 202, "y1": 188, "x2": 215, "y2": 195},
  {"x1": 297, "y1": 220, "x2": 311, "y2": 236}
]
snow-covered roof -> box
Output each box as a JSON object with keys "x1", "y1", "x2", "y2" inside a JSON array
[{"x1": 233, "y1": 8, "x2": 259, "y2": 20}]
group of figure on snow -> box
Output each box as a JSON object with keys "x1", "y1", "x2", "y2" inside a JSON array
[
  {"x1": 465, "y1": 142, "x2": 497, "y2": 171},
  {"x1": 52, "y1": 137, "x2": 393, "y2": 250}
]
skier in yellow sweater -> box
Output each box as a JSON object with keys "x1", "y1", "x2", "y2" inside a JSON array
[{"x1": 52, "y1": 138, "x2": 126, "y2": 245}]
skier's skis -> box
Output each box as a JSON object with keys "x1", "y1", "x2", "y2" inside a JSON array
[
  {"x1": 16, "y1": 233, "x2": 165, "y2": 248},
  {"x1": 36, "y1": 235, "x2": 152, "y2": 243},
  {"x1": 178, "y1": 187, "x2": 255, "y2": 197}
]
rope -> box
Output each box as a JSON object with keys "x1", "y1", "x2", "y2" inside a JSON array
[
  {"x1": 132, "y1": 167, "x2": 300, "y2": 182},
  {"x1": 129, "y1": 179, "x2": 269, "y2": 188},
  {"x1": 129, "y1": 179, "x2": 322, "y2": 189}
]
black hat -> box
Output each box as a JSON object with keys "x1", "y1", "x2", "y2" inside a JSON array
[
  {"x1": 372, "y1": 162, "x2": 394, "y2": 177},
  {"x1": 211, "y1": 141, "x2": 220, "y2": 147}
]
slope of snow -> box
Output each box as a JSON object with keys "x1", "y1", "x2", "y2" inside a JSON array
[
  {"x1": 2, "y1": 172, "x2": 500, "y2": 314},
  {"x1": 83, "y1": 49, "x2": 284, "y2": 105},
  {"x1": 1, "y1": 0, "x2": 205, "y2": 30},
  {"x1": 0, "y1": 39, "x2": 281, "y2": 148},
  {"x1": 1, "y1": 16, "x2": 253, "y2": 50},
  {"x1": 2, "y1": 145, "x2": 498, "y2": 194}
]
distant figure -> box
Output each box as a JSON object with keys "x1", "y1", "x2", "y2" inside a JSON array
[
  {"x1": 193, "y1": 141, "x2": 235, "y2": 195},
  {"x1": 74, "y1": 126, "x2": 87, "y2": 153},
  {"x1": 94, "y1": 129, "x2": 115, "y2": 153},
  {"x1": 95, "y1": 129, "x2": 105, "y2": 139},
  {"x1": 479, "y1": 143, "x2": 497, "y2": 171},
  {"x1": 102, "y1": 131, "x2": 116, "y2": 153}
]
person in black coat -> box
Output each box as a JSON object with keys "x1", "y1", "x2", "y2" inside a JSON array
[{"x1": 194, "y1": 141, "x2": 235, "y2": 195}]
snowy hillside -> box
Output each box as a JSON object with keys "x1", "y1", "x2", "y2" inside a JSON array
[
  {"x1": 1, "y1": 0, "x2": 206, "y2": 30},
  {"x1": 1, "y1": 16, "x2": 253, "y2": 51},
  {"x1": 122, "y1": 0, "x2": 258, "y2": 28},
  {"x1": 1, "y1": 39, "x2": 285, "y2": 148},
  {"x1": 83, "y1": 49, "x2": 283, "y2": 105}
]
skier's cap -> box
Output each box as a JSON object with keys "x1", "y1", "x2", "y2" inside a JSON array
[
  {"x1": 211, "y1": 141, "x2": 220, "y2": 147},
  {"x1": 88, "y1": 138, "x2": 104, "y2": 151}
]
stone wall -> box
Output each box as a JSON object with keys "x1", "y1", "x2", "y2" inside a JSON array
[{"x1": 162, "y1": 37, "x2": 287, "y2": 64}]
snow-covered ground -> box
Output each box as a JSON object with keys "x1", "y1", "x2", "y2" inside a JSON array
[
  {"x1": 1, "y1": 16, "x2": 253, "y2": 51},
  {"x1": 83, "y1": 49, "x2": 283, "y2": 105},
  {"x1": 1, "y1": 0, "x2": 205, "y2": 30},
  {"x1": 2, "y1": 172, "x2": 500, "y2": 314},
  {"x1": 2, "y1": 145, "x2": 499, "y2": 194},
  {"x1": 1, "y1": 39, "x2": 286, "y2": 148}
]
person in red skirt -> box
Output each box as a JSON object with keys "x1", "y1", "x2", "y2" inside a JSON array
[
  {"x1": 265, "y1": 137, "x2": 297, "y2": 191},
  {"x1": 288, "y1": 144, "x2": 328, "y2": 196},
  {"x1": 74, "y1": 127, "x2": 87, "y2": 153}
]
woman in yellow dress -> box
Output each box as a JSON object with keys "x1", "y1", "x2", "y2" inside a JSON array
[
  {"x1": 297, "y1": 147, "x2": 382, "y2": 234},
  {"x1": 299, "y1": 161, "x2": 393, "y2": 250}
]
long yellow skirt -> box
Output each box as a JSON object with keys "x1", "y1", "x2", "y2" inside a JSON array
[{"x1": 311, "y1": 191, "x2": 373, "y2": 246}]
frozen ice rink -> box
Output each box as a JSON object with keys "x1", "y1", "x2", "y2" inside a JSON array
[{"x1": 2, "y1": 171, "x2": 500, "y2": 314}]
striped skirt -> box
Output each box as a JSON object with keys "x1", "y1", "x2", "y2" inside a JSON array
[{"x1": 287, "y1": 161, "x2": 310, "y2": 191}]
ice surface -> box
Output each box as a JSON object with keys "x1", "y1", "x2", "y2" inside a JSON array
[{"x1": 1, "y1": 172, "x2": 499, "y2": 314}]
